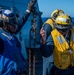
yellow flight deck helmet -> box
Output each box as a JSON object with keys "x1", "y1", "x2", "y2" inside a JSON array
[
  {"x1": 51, "y1": 9, "x2": 64, "y2": 19},
  {"x1": 55, "y1": 14, "x2": 71, "y2": 29}
]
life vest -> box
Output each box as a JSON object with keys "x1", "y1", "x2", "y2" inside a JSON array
[
  {"x1": 51, "y1": 29, "x2": 74, "y2": 69},
  {"x1": 44, "y1": 18, "x2": 55, "y2": 30}
]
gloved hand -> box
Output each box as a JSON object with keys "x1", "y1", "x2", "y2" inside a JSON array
[{"x1": 28, "y1": 0, "x2": 37, "y2": 12}]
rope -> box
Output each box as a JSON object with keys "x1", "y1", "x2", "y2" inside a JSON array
[
  {"x1": 28, "y1": 6, "x2": 37, "y2": 75},
  {"x1": 28, "y1": 27, "x2": 32, "y2": 75},
  {"x1": 28, "y1": 0, "x2": 37, "y2": 75},
  {"x1": 32, "y1": 7, "x2": 37, "y2": 75}
]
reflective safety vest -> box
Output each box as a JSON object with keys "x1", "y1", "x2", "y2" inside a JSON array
[
  {"x1": 43, "y1": 19, "x2": 55, "y2": 30},
  {"x1": 51, "y1": 29, "x2": 74, "y2": 69}
]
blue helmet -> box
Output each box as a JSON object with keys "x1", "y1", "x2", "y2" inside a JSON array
[
  {"x1": 1, "y1": 9, "x2": 16, "y2": 25},
  {"x1": 2, "y1": 9, "x2": 14, "y2": 17}
]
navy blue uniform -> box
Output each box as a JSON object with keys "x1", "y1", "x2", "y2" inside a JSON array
[{"x1": 0, "y1": 11, "x2": 30, "y2": 75}]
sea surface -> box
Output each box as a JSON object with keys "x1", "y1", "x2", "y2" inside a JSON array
[{"x1": 42, "y1": 17, "x2": 74, "y2": 23}]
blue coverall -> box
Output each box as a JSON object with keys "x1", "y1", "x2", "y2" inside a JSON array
[{"x1": 0, "y1": 11, "x2": 30, "y2": 75}]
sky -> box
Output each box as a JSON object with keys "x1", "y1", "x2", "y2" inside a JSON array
[{"x1": 38, "y1": 0, "x2": 74, "y2": 17}]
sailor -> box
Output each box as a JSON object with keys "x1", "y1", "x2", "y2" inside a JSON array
[
  {"x1": 40, "y1": 9, "x2": 64, "y2": 75},
  {"x1": 0, "y1": 1, "x2": 35, "y2": 75},
  {"x1": 40, "y1": 14, "x2": 74, "y2": 75}
]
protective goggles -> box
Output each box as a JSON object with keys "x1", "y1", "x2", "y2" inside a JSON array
[
  {"x1": 4, "y1": 17, "x2": 17, "y2": 26},
  {"x1": 55, "y1": 24, "x2": 70, "y2": 29},
  {"x1": 56, "y1": 28, "x2": 69, "y2": 32}
]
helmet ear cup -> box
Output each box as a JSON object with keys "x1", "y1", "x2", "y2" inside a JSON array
[
  {"x1": 53, "y1": 13, "x2": 58, "y2": 19},
  {"x1": 51, "y1": 9, "x2": 64, "y2": 20},
  {"x1": 53, "y1": 11, "x2": 60, "y2": 20}
]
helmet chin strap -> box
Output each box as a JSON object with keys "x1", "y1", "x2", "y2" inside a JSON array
[
  {"x1": 63, "y1": 29, "x2": 70, "y2": 38},
  {"x1": 2, "y1": 21, "x2": 8, "y2": 32},
  {"x1": 3, "y1": 21, "x2": 6, "y2": 27}
]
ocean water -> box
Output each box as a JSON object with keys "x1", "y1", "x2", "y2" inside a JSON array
[
  {"x1": 42, "y1": 17, "x2": 74, "y2": 23},
  {"x1": 42, "y1": 17, "x2": 49, "y2": 22}
]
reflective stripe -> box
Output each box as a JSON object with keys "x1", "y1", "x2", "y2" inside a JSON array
[
  {"x1": 57, "y1": 36, "x2": 64, "y2": 44},
  {"x1": 56, "y1": 17, "x2": 67, "y2": 22},
  {"x1": 2, "y1": 33, "x2": 12, "y2": 40}
]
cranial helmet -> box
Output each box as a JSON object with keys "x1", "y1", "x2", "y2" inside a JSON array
[
  {"x1": 1, "y1": 9, "x2": 15, "y2": 25},
  {"x1": 51, "y1": 9, "x2": 64, "y2": 19},
  {"x1": 55, "y1": 14, "x2": 71, "y2": 29}
]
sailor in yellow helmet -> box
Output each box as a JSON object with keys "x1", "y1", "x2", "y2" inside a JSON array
[
  {"x1": 40, "y1": 14, "x2": 74, "y2": 75},
  {"x1": 40, "y1": 9, "x2": 64, "y2": 75}
]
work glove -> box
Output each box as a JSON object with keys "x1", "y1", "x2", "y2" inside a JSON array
[{"x1": 28, "y1": 0, "x2": 37, "y2": 12}]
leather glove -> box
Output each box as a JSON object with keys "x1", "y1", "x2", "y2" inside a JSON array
[{"x1": 28, "y1": 0, "x2": 37, "y2": 12}]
